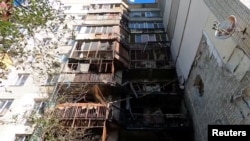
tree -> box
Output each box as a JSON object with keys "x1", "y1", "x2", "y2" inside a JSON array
[
  {"x1": 0, "y1": 0, "x2": 74, "y2": 84},
  {"x1": 0, "y1": 0, "x2": 58, "y2": 49}
]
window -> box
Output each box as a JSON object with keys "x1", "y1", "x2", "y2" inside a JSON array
[
  {"x1": 32, "y1": 101, "x2": 46, "y2": 115},
  {"x1": 89, "y1": 41, "x2": 98, "y2": 51},
  {"x1": 45, "y1": 74, "x2": 59, "y2": 85},
  {"x1": 102, "y1": 27, "x2": 107, "y2": 33},
  {"x1": 157, "y1": 23, "x2": 164, "y2": 28},
  {"x1": 83, "y1": 41, "x2": 90, "y2": 50},
  {"x1": 99, "y1": 41, "x2": 114, "y2": 50},
  {"x1": 131, "y1": 12, "x2": 142, "y2": 17},
  {"x1": 0, "y1": 99, "x2": 13, "y2": 116},
  {"x1": 74, "y1": 25, "x2": 81, "y2": 32},
  {"x1": 96, "y1": 27, "x2": 102, "y2": 33},
  {"x1": 15, "y1": 74, "x2": 29, "y2": 86},
  {"x1": 141, "y1": 34, "x2": 149, "y2": 42},
  {"x1": 139, "y1": 23, "x2": 145, "y2": 29},
  {"x1": 135, "y1": 34, "x2": 161, "y2": 43},
  {"x1": 149, "y1": 34, "x2": 156, "y2": 41},
  {"x1": 102, "y1": 4, "x2": 110, "y2": 9},
  {"x1": 43, "y1": 38, "x2": 51, "y2": 45},
  {"x1": 82, "y1": 6, "x2": 89, "y2": 10},
  {"x1": 130, "y1": 22, "x2": 161, "y2": 29},
  {"x1": 84, "y1": 26, "x2": 112, "y2": 34},
  {"x1": 146, "y1": 23, "x2": 154, "y2": 28},
  {"x1": 66, "y1": 39, "x2": 75, "y2": 46},
  {"x1": 145, "y1": 12, "x2": 152, "y2": 17},
  {"x1": 51, "y1": 25, "x2": 59, "y2": 32},
  {"x1": 76, "y1": 15, "x2": 86, "y2": 20},
  {"x1": 145, "y1": 11, "x2": 161, "y2": 18},
  {"x1": 106, "y1": 26, "x2": 113, "y2": 33},
  {"x1": 85, "y1": 27, "x2": 91, "y2": 33},
  {"x1": 64, "y1": 6, "x2": 71, "y2": 10},
  {"x1": 90, "y1": 27, "x2": 96, "y2": 33},
  {"x1": 129, "y1": 23, "x2": 134, "y2": 28},
  {"x1": 135, "y1": 35, "x2": 142, "y2": 43},
  {"x1": 15, "y1": 134, "x2": 30, "y2": 141}
]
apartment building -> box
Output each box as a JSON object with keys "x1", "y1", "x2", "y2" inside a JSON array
[
  {"x1": 34, "y1": 0, "x2": 193, "y2": 141},
  {"x1": 39, "y1": 0, "x2": 129, "y2": 141},
  {"x1": 0, "y1": 0, "x2": 196, "y2": 140},
  {"x1": 0, "y1": 0, "x2": 80, "y2": 140}
]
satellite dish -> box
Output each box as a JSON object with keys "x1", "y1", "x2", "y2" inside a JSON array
[{"x1": 214, "y1": 15, "x2": 237, "y2": 39}]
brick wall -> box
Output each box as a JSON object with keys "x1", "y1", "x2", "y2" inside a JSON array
[
  {"x1": 204, "y1": 0, "x2": 250, "y2": 57},
  {"x1": 184, "y1": 35, "x2": 250, "y2": 141}
]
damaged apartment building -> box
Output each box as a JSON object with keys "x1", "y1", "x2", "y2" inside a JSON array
[{"x1": 44, "y1": 0, "x2": 193, "y2": 141}]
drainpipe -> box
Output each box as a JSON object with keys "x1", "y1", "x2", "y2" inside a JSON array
[{"x1": 174, "y1": 0, "x2": 192, "y2": 66}]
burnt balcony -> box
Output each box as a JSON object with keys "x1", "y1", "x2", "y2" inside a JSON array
[
  {"x1": 54, "y1": 103, "x2": 108, "y2": 127},
  {"x1": 129, "y1": 43, "x2": 173, "y2": 69},
  {"x1": 114, "y1": 94, "x2": 191, "y2": 130}
]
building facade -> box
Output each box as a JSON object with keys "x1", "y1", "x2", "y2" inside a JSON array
[
  {"x1": 161, "y1": 0, "x2": 250, "y2": 141},
  {"x1": 36, "y1": 0, "x2": 192, "y2": 141}
]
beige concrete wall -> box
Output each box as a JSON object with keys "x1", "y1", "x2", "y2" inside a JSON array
[{"x1": 171, "y1": 0, "x2": 210, "y2": 80}]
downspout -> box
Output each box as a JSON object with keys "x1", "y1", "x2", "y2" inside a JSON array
[{"x1": 174, "y1": 0, "x2": 192, "y2": 66}]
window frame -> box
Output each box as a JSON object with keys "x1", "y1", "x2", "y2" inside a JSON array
[
  {"x1": 15, "y1": 134, "x2": 31, "y2": 141},
  {"x1": 45, "y1": 74, "x2": 59, "y2": 85},
  {"x1": 65, "y1": 38, "x2": 75, "y2": 46},
  {"x1": 64, "y1": 6, "x2": 71, "y2": 10},
  {"x1": 0, "y1": 99, "x2": 13, "y2": 116},
  {"x1": 14, "y1": 73, "x2": 29, "y2": 86}
]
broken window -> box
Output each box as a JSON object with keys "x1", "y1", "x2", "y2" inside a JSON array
[
  {"x1": 193, "y1": 75, "x2": 204, "y2": 96},
  {"x1": 99, "y1": 41, "x2": 113, "y2": 50},
  {"x1": 67, "y1": 59, "x2": 79, "y2": 71},
  {"x1": 89, "y1": 61, "x2": 112, "y2": 73}
]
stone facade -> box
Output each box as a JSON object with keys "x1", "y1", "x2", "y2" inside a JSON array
[
  {"x1": 204, "y1": 0, "x2": 250, "y2": 56},
  {"x1": 185, "y1": 35, "x2": 250, "y2": 141}
]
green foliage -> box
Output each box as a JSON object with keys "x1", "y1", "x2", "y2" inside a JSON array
[{"x1": 0, "y1": 0, "x2": 57, "y2": 50}]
